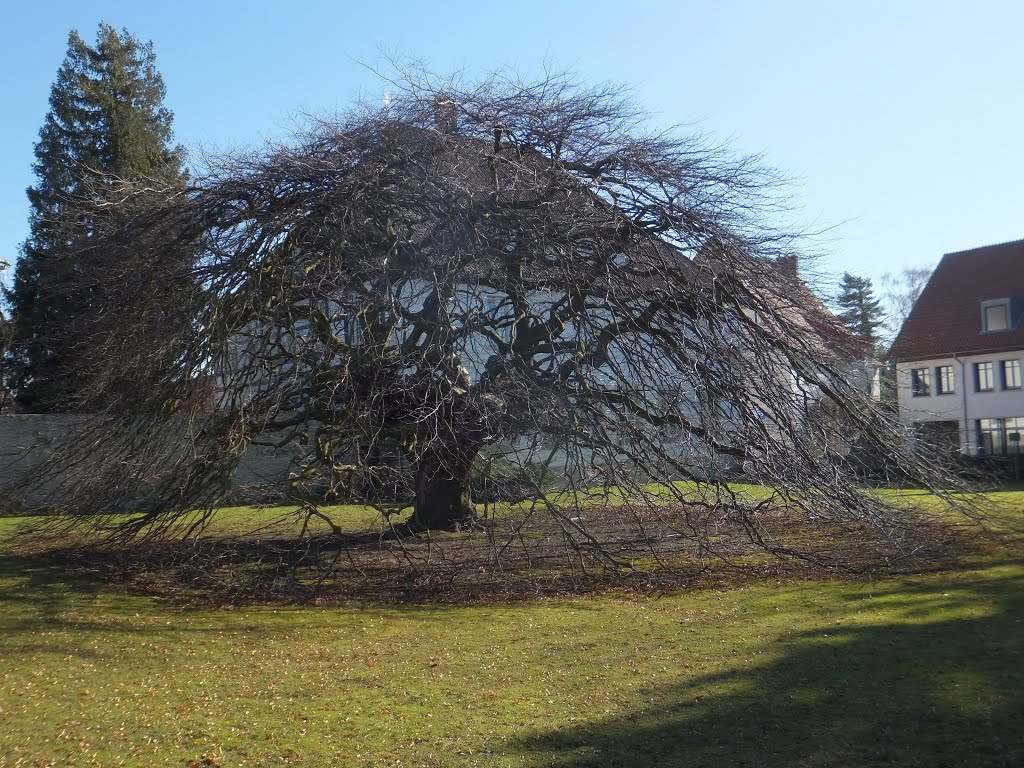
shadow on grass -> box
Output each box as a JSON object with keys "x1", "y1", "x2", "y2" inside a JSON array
[
  {"x1": 0, "y1": 543, "x2": 107, "y2": 621},
  {"x1": 506, "y1": 561, "x2": 1024, "y2": 768},
  {"x1": 2, "y1": 504, "x2": 1007, "y2": 608},
  {"x1": 0, "y1": 543, "x2": 293, "y2": 645}
]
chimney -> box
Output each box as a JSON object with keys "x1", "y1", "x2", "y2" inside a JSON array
[
  {"x1": 433, "y1": 97, "x2": 459, "y2": 134},
  {"x1": 775, "y1": 254, "x2": 799, "y2": 278}
]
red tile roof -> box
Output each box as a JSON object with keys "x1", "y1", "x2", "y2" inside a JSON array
[
  {"x1": 694, "y1": 250, "x2": 870, "y2": 362},
  {"x1": 888, "y1": 239, "x2": 1024, "y2": 362}
]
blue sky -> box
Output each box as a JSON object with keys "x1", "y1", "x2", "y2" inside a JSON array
[{"x1": 2, "y1": 1, "x2": 1022, "y2": 295}]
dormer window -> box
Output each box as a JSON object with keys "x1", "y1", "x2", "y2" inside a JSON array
[{"x1": 981, "y1": 299, "x2": 1010, "y2": 332}]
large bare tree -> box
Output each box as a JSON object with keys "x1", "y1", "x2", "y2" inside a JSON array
[{"x1": 13, "y1": 68, "x2": 963, "y2": 565}]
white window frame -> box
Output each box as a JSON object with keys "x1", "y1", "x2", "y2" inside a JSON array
[
  {"x1": 935, "y1": 365, "x2": 955, "y2": 395},
  {"x1": 911, "y1": 367, "x2": 931, "y2": 397},
  {"x1": 1002, "y1": 359, "x2": 1021, "y2": 390},
  {"x1": 975, "y1": 361, "x2": 995, "y2": 392},
  {"x1": 981, "y1": 299, "x2": 1011, "y2": 333}
]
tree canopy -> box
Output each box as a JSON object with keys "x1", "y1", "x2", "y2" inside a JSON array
[
  {"x1": 881, "y1": 266, "x2": 932, "y2": 342},
  {"x1": 834, "y1": 272, "x2": 884, "y2": 348},
  {"x1": 13, "y1": 67, "x2": 966, "y2": 573},
  {"x1": 4, "y1": 23, "x2": 184, "y2": 411}
]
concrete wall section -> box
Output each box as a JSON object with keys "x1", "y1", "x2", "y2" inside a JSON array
[
  {"x1": 0, "y1": 415, "x2": 302, "y2": 507},
  {"x1": 0, "y1": 415, "x2": 79, "y2": 489}
]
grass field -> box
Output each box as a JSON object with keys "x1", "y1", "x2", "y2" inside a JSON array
[{"x1": 1, "y1": 489, "x2": 1022, "y2": 767}]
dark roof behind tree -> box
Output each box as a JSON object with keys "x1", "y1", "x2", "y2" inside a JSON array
[{"x1": 888, "y1": 239, "x2": 1024, "y2": 362}]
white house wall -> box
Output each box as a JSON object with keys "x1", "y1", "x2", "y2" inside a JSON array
[{"x1": 896, "y1": 350, "x2": 1024, "y2": 454}]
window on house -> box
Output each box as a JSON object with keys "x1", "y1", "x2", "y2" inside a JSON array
[
  {"x1": 911, "y1": 367, "x2": 931, "y2": 397},
  {"x1": 1002, "y1": 359, "x2": 1022, "y2": 390},
  {"x1": 982, "y1": 300, "x2": 1010, "y2": 332},
  {"x1": 975, "y1": 361, "x2": 995, "y2": 392},
  {"x1": 977, "y1": 418, "x2": 1003, "y2": 455},
  {"x1": 935, "y1": 365, "x2": 955, "y2": 395},
  {"x1": 1007, "y1": 417, "x2": 1024, "y2": 455},
  {"x1": 977, "y1": 416, "x2": 1024, "y2": 455}
]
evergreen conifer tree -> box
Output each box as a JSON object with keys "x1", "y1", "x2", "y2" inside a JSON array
[
  {"x1": 5, "y1": 24, "x2": 184, "y2": 411},
  {"x1": 835, "y1": 272, "x2": 884, "y2": 348}
]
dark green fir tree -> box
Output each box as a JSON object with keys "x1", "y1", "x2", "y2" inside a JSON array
[
  {"x1": 835, "y1": 272, "x2": 884, "y2": 349},
  {"x1": 5, "y1": 24, "x2": 184, "y2": 411}
]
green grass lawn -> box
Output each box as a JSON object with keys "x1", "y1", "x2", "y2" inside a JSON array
[{"x1": 1, "y1": 490, "x2": 1022, "y2": 767}]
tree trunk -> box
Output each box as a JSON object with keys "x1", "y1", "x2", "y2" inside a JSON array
[{"x1": 411, "y1": 446, "x2": 479, "y2": 530}]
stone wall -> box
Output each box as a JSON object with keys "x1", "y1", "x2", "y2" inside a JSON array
[
  {"x1": 0, "y1": 415, "x2": 74, "y2": 490},
  {"x1": 0, "y1": 414, "x2": 302, "y2": 507}
]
